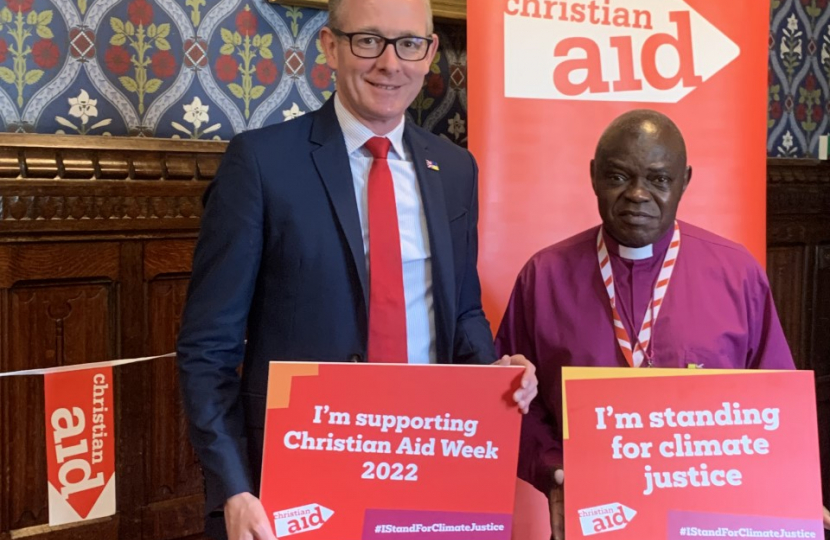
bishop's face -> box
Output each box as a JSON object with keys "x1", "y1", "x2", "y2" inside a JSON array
[{"x1": 591, "y1": 124, "x2": 691, "y2": 248}]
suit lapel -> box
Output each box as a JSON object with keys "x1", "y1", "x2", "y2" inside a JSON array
[
  {"x1": 405, "y1": 126, "x2": 455, "y2": 363},
  {"x1": 310, "y1": 98, "x2": 369, "y2": 311}
]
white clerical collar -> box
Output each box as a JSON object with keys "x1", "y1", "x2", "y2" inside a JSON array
[
  {"x1": 333, "y1": 93, "x2": 407, "y2": 160},
  {"x1": 601, "y1": 225, "x2": 674, "y2": 261},
  {"x1": 618, "y1": 244, "x2": 653, "y2": 261}
]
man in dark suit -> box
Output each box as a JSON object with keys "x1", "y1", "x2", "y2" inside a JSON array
[{"x1": 176, "y1": 1, "x2": 538, "y2": 539}]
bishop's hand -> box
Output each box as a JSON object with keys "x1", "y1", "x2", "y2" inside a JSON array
[{"x1": 550, "y1": 468, "x2": 565, "y2": 540}]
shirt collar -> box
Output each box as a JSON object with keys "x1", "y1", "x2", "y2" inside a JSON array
[
  {"x1": 602, "y1": 224, "x2": 675, "y2": 261},
  {"x1": 334, "y1": 93, "x2": 407, "y2": 159}
]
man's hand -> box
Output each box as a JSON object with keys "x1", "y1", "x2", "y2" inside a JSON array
[
  {"x1": 225, "y1": 492, "x2": 278, "y2": 540},
  {"x1": 493, "y1": 354, "x2": 538, "y2": 413},
  {"x1": 550, "y1": 468, "x2": 565, "y2": 540},
  {"x1": 823, "y1": 505, "x2": 829, "y2": 530}
]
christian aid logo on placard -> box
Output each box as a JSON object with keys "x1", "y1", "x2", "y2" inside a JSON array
[
  {"x1": 503, "y1": 0, "x2": 740, "y2": 102},
  {"x1": 578, "y1": 502, "x2": 637, "y2": 536},
  {"x1": 273, "y1": 503, "x2": 334, "y2": 537},
  {"x1": 45, "y1": 369, "x2": 114, "y2": 523}
]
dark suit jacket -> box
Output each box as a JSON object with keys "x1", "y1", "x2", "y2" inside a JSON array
[{"x1": 176, "y1": 97, "x2": 497, "y2": 533}]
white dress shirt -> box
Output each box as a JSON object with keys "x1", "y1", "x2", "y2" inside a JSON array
[{"x1": 334, "y1": 95, "x2": 436, "y2": 364}]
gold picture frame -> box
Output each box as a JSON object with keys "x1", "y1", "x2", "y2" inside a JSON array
[{"x1": 267, "y1": 0, "x2": 466, "y2": 22}]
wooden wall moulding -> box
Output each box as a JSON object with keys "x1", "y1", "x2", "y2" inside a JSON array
[
  {"x1": 0, "y1": 134, "x2": 226, "y2": 236},
  {"x1": 0, "y1": 134, "x2": 213, "y2": 540},
  {"x1": 0, "y1": 133, "x2": 226, "y2": 181},
  {"x1": 269, "y1": 0, "x2": 467, "y2": 22}
]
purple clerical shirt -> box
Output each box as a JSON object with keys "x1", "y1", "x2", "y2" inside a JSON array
[{"x1": 494, "y1": 221, "x2": 794, "y2": 496}]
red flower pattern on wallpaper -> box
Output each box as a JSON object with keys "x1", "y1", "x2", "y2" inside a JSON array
[
  {"x1": 106, "y1": 0, "x2": 176, "y2": 114},
  {"x1": 311, "y1": 64, "x2": 332, "y2": 89},
  {"x1": 215, "y1": 55, "x2": 238, "y2": 83},
  {"x1": 6, "y1": 0, "x2": 33, "y2": 13},
  {"x1": 426, "y1": 72, "x2": 444, "y2": 97},
  {"x1": 0, "y1": 1, "x2": 58, "y2": 108},
  {"x1": 215, "y1": 5, "x2": 275, "y2": 119},
  {"x1": 151, "y1": 50, "x2": 176, "y2": 78},
  {"x1": 105, "y1": 45, "x2": 131, "y2": 75},
  {"x1": 32, "y1": 39, "x2": 59, "y2": 69},
  {"x1": 236, "y1": 9, "x2": 257, "y2": 38},
  {"x1": 256, "y1": 58, "x2": 278, "y2": 85},
  {"x1": 409, "y1": 50, "x2": 443, "y2": 124},
  {"x1": 128, "y1": 0, "x2": 153, "y2": 27}
]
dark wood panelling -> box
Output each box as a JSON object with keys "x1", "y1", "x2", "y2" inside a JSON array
[
  {"x1": 0, "y1": 243, "x2": 120, "y2": 289},
  {"x1": 141, "y1": 495, "x2": 205, "y2": 540},
  {"x1": 768, "y1": 159, "x2": 830, "y2": 539},
  {"x1": 0, "y1": 286, "x2": 8, "y2": 540},
  {"x1": 0, "y1": 136, "x2": 218, "y2": 540},
  {"x1": 767, "y1": 246, "x2": 808, "y2": 369},
  {"x1": 814, "y1": 245, "x2": 830, "y2": 379},
  {"x1": 0, "y1": 183, "x2": 205, "y2": 234},
  {"x1": 142, "y1": 238, "x2": 201, "y2": 539},
  {"x1": 814, "y1": 243, "x2": 830, "y2": 533},
  {"x1": 144, "y1": 241, "x2": 196, "y2": 281},
  {"x1": 0, "y1": 240, "x2": 120, "y2": 534},
  {"x1": 116, "y1": 242, "x2": 146, "y2": 540},
  {"x1": 6, "y1": 282, "x2": 115, "y2": 530},
  {"x1": 146, "y1": 278, "x2": 200, "y2": 503}
]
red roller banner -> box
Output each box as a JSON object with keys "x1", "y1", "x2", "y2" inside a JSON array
[{"x1": 468, "y1": 1, "x2": 771, "y2": 538}]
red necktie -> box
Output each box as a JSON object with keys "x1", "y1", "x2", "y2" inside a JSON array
[{"x1": 364, "y1": 137, "x2": 408, "y2": 363}]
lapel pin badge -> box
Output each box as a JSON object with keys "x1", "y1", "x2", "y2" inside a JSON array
[{"x1": 425, "y1": 159, "x2": 440, "y2": 171}]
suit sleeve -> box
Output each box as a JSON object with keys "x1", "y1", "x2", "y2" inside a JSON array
[
  {"x1": 453, "y1": 151, "x2": 498, "y2": 365},
  {"x1": 176, "y1": 134, "x2": 264, "y2": 512},
  {"x1": 746, "y1": 263, "x2": 795, "y2": 370},
  {"x1": 495, "y1": 265, "x2": 562, "y2": 496}
]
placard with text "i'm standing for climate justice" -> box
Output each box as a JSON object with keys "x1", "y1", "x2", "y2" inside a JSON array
[
  {"x1": 563, "y1": 368, "x2": 824, "y2": 540},
  {"x1": 259, "y1": 362, "x2": 524, "y2": 540}
]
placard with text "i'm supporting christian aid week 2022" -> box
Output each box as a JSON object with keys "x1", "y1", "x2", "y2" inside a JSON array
[
  {"x1": 259, "y1": 362, "x2": 524, "y2": 540},
  {"x1": 562, "y1": 368, "x2": 824, "y2": 539}
]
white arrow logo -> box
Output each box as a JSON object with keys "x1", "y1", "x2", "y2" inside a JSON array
[
  {"x1": 273, "y1": 503, "x2": 334, "y2": 537},
  {"x1": 578, "y1": 502, "x2": 637, "y2": 536},
  {"x1": 504, "y1": 0, "x2": 740, "y2": 103}
]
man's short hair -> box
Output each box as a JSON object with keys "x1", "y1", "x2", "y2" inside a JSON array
[{"x1": 328, "y1": 0, "x2": 434, "y2": 35}]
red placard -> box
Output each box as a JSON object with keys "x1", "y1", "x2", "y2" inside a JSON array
[
  {"x1": 563, "y1": 368, "x2": 823, "y2": 539},
  {"x1": 44, "y1": 367, "x2": 116, "y2": 525},
  {"x1": 260, "y1": 363, "x2": 523, "y2": 539}
]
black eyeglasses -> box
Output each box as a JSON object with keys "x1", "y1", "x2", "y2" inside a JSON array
[{"x1": 330, "y1": 28, "x2": 433, "y2": 61}]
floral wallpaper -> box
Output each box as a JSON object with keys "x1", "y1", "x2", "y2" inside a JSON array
[
  {"x1": 769, "y1": 0, "x2": 830, "y2": 157},
  {"x1": 0, "y1": 0, "x2": 826, "y2": 157},
  {"x1": 0, "y1": 0, "x2": 468, "y2": 144}
]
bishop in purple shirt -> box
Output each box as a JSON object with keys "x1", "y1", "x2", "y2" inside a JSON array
[{"x1": 495, "y1": 110, "x2": 799, "y2": 539}]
